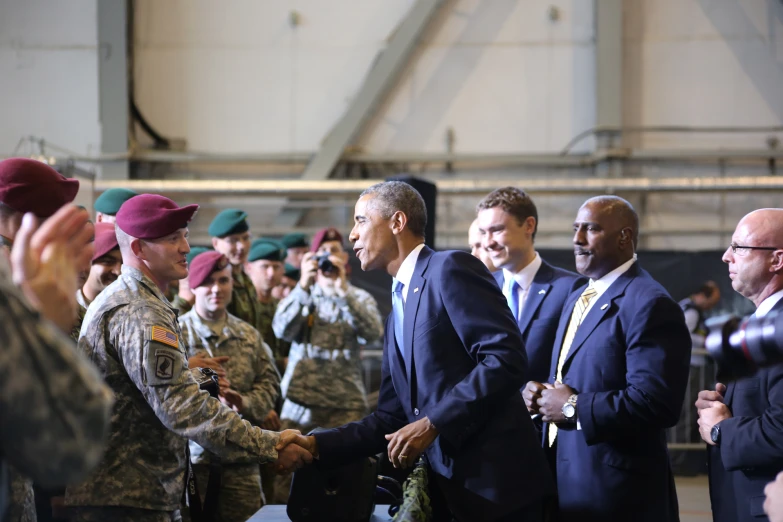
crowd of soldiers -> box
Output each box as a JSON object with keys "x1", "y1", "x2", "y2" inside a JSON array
[{"x1": 0, "y1": 157, "x2": 382, "y2": 522}]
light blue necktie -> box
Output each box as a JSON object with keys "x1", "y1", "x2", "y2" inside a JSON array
[
  {"x1": 392, "y1": 279, "x2": 405, "y2": 360},
  {"x1": 506, "y1": 277, "x2": 521, "y2": 321}
]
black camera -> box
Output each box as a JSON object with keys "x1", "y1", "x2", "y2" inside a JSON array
[
  {"x1": 316, "y1": 252, "x2": 337, "y2": 274},
  {"x1": 194, "y1": 367, "x2": 220, "y2": 398},
  {"x1": 705, "y1": 311, "x2": 783, "y2": 381}
]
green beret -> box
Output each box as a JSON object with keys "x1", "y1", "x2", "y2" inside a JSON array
[
  {"x1": 281, "y1": 233, "x2": 309, "y2": 249},
  {"x1": 248, "y1": 239, "x2": 286, "y2": 262},
  {"x1": 208, "y1": 209, "x2": 249, "y2": 238},
  {"x1": 186, "y1": 246, "x2": 212, "y2": 266},
  {"x1": 284, "y1": 263, "x2": 300, "y2": 280},
  {"x1": 94, "y1": 188, "x2": 139, "y2": 215}
]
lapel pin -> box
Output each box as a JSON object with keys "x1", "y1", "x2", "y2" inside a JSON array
[
  {"x1": 414, "y1": 287, "x2": 419, "y2": 293},
  {"x1": 538, "y1": 289, "x2": 546, "y2": 294},
  {"x1": 600, "y1": 304, "x2": 608, "y2": 310}
]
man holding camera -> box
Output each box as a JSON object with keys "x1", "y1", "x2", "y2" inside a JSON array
[
  {"x1": 179, "y1": 251, "x2": 282, "y2": 521},
  {"x1": 697, "y1": 208, "x2": 783, "y2": 522},
  {"x1": 271, "y1": 226, "x2": 383, "y2": 502}
]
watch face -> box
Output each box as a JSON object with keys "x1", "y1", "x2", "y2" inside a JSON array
[
  {"x1": 563, "y1": 404, "x2": 575, "y2": 419},
  {"x1": 711, "y1": 425, "x2": 720, "y2": 443}
]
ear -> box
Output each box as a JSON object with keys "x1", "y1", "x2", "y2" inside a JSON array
[
  {"x1": 618, "y1": 227, "x2": 633, "y2": 249},
  {"x1": 390, "y1": 210, "x2": 407, "y2": 236},
  {"x1": 524, "y1": 216, "x2": 537, "y2": 235},
  {"x1": 129, "y1": 238, "x2": 145, "y2": 260},
  {"x1": 770, "y1": 249, "x2": 783, "y2": 273},
  {"x1": 211, "y1": 237, "x2": 220, "y2": 249}
]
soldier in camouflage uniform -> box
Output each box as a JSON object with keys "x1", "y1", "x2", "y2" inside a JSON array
[
  {"x1": 71, "y1": 222, "x2": 121, "y2": 341},
  {"x1": 0, "y1": 200, "x2": 112, "y2": 522},
  {"x1": 179, "y1": 251, "x2": 282, "y2": 521},
  {"x1": 64, "y1": 195, "x2": 312, "y2": 522},
  {"x1": 0, "y1": 158, "x2": 86, "y2": 522},
  {"x1": 272, "y1": 227, "x2": 383, "y2": 502},
  {"x1": 209, "y1": 209, "x2": 260, "y2": 328}
]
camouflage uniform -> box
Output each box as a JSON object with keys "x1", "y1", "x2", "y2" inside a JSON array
[
  {"x1": 71, "y1": 289, "x2": 90, "y2": 342},
  {"x1": 257, "y1": 297, "x2": 290, "y2": 373},
  {"x1": 0, "y1": 255, "x2": 113, "y2": 520},
  {"x1": 227, "y1": 268, "x2": 259, "y2": 330},
  {"x1": 64, "y1": 266, "x2": 282, "y2": 520},
  {"x1": 179, "y1": 308, "x2": 281, "y2": 521},
  {"x1": 271, "y1": 283, "x2": 383, "y2": 502},
  {"x1": 171, "y1": 294, "x2": 193, "y2": 315}
]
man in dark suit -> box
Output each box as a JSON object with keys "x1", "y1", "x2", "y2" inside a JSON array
[
  {"x1": 523, "y1": 195, "x2": 691, "y2": 522},
  {"x1": 284, "y1": 181, "x2": 554, "y2": 522},
  {"x1": 696, "y1": 208, "x2": 783, "y2": 522},
  {"x1": 476, "y1": 187, "x2": 585, "y2": 384}
]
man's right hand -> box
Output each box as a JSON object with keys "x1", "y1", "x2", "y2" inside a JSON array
[
  {"x1": 522, "y1": 381, "x2": 553, "y2": 413},
  {"x1": 11, "y1": 205, "x2": 94, "y2": 333},
  {"x1": 299, "y1": 252, "x2": 318, "y2": 290},
  {"x1": 695, "y1": 382, "x2": 727, "y2": 410},
  {"x1": 274, "y1": 429, "x2": 316, "y2": 473}
]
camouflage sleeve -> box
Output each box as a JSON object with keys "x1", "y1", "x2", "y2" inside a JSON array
[
  {"x1": 241, "y1": 337, "x2": 282, "y2": 425},
  {"x1": 338, "y1": 286, "x2": 384, "y2": 343},
  {"x1": 0, "y1": 279, "x2": 113, "y2": 488},
  {"x1": 271, "y1": 285, "x2": 312, "y2": 343},
  {"x1": 112, "y1": 308, "x2": 281, "y2": 464}
]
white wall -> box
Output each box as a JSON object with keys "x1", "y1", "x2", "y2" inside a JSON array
[{"x1": 0, "y1": 0, "x2": 101, "y2": 157}]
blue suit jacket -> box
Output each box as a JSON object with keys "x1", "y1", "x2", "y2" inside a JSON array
[
  {"x1": 314, "y1": 246, "x2": 554, "y2": 521},
  {"x1": 493, "y1": 260, "x2": 586, "y2": 383},
  {"x1": 708, "y1": 299, "x2": 783, "y2": 522},
  {"x1": 547, "y1": 262, "x2": 691, "y2": 522}
]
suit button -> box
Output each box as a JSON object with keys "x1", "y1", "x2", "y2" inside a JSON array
[{"x1": 414, "y1": 408, "x2": 420, "y2": 416}]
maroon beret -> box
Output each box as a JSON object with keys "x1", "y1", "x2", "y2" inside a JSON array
[
  {"x1": 115, "y1": 194, "x2": 199, "y2": 240},
  {"x1": 92, "y1": 222, "x2": 119, "y2": 262},
  {"x1": 188, "y1": 251, "x2": 229, "y2": 289},
  {"x1": 0, "y1": 158, "x2": 79, "y2": 217},
  {"x1": 310, "y1": 227, "x2": 344, "y2": 253}
]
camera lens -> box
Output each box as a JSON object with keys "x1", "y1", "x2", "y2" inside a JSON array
[{"x1": 705, "y1": 311, "x2": 783, "y2": 381}]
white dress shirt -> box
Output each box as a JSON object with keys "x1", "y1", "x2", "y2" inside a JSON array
[
  {"x1": 582, "y1": 254, "x2": 638, "y2": 318},
  {"x1": 502, "y1": 252, "x2": 543, "y2": 319},
  {"x1": 756, "y1": 288, "x2": 783, "y2": 318},
  {"x1": 394, "y1": 243, "x2": 426, "y2": 303}
]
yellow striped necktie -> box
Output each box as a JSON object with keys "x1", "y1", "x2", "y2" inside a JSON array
[{"x1": 548, "y1": 284, "x2": 598, "y2": 446}]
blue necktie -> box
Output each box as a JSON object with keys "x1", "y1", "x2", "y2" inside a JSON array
[
  {"x1": 392, "y1": 279, "x2": 405, "y2": 360},
  {"x1": 507, "y1": 278, "x2": 521, "y2": 321}
]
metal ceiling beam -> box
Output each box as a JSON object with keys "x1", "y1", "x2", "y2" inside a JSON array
[
  {"x1": 300, "y1": 0, "x2": 448, "y2": 180},
  {"x1": 95, "y1": 175, "x2": 783, "y2": 196}
]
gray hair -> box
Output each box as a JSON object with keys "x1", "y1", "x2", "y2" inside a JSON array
[
  {"x1": 360, "y1": 181, "x2": 427, "y2": 239},
  {"x1": 114, "y1": 225, "x2": 134, "y2": 253}
]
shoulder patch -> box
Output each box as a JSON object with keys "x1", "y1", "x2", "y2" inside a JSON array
[
  {"x1": 155, "y1": 351, "x2": 175, "y2": 379},
  {"x1": 151, "y1": 325, "x2": 179, "y2": 348}
]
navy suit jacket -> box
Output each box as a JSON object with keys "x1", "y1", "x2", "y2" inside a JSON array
[
  {"x1": 547, "y1": 262, "x2": 691, "y2": 522},
  {"x1": 314, "y1": 246, "x2": 554, "y2": 521},
  {"x1": 709, "y1": 298, "x2": 783, "y2": 522},
  {"x1": 493, "y1": 260, "x2": 586, "y2": 383}
]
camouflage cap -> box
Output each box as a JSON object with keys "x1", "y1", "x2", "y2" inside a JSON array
[
  {"x1": 0, "y1": 158, "x2": 79, "y2": 218},
  {"x1": 208, "y1": 209, "x2": 249, "y2": 238},
  {"x1": 248, "y1": 239, "x2": 286, "y2": 262},
  {"x1": 94, "y1": 188, "x2": 139, "y2": 215}
]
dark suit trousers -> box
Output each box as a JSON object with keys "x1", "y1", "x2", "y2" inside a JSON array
[{"x1": 427, "y1": 467, "x2": 545, "y2": 522}]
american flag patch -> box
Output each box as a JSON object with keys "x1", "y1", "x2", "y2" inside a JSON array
[{"x1": 151, "y1": 326, "x2": 179, "y2": 348}]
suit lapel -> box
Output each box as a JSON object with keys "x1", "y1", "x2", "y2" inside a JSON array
[
  {"x1": 550, "y1": 289, "x2": 582, "y2": 381},
  {"x1": 402, "y1": 246, "x2": 433, "y2": 384},
  {"x1": 518, "y1": 261, "x2": 555, "y2": 335},
  {"x1": 562, "y1": 263, "x2": 638, "y2": 369}
]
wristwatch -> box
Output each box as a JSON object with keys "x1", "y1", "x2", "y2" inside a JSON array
[
  {"x1": 710, "y1": 423, "x2": 721, "y2": 445},
  {"x1": 562, "y1": 394, "x2": 578, "y2": 422}
]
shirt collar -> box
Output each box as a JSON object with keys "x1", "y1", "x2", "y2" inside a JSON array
[
  {"x1": 589, "y1": 254, "x2": 637, "y2": 296},
  {"x1": 76, "y1": 288, "x2": 91, "y2": 310},
  {"x1": 394, "y1": 243, "x2": 426, "y2": 289},
  {"x1": 756, "y1": 288, "x2": 783, "y2": 318},
  {"x1": 503, "y1": 252, "x2": 542, "y2": 291}
]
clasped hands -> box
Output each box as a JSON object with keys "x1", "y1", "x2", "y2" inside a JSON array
[
  {"x1": 695, "y1": 383, "x2": 731, "y2": 446},
  {"x1": 523, "y1": 381, "x2": 575, "y2": 423}
]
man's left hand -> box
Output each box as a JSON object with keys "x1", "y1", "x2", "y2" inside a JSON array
[
  {"x1": 764, "y1": 471, "x2": 783, "y2": 522},
  {"x1": 538, "y1": 382, "x2": 575, "y2": 423},
  {"x1": 220, "y1": 389, "x2": 243, "y2": 413},
  {"x1": 698, "y1": 402, "x2": 732, "y2": 445},
  {"x1": 385, "y1": 417, "x2": 438, "y2": 469}
]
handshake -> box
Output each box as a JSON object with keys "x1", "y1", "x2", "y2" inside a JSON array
[{"x1": 272, "y1": 429, "x2": 318, "y2": 475}]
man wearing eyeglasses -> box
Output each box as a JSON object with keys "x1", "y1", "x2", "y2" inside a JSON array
[{"x1": 696, "y1": 208, "x2": 783, "y2": 522}]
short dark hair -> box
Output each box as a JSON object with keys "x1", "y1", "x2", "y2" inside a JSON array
[
  {"x1": 584, "y1": 196, "x2": 639, "y2": 249},
  {"x1": 476, "y1": 186, "x2": 538, "y2": 240},
  {"x1": 359, "y1": 181, "x2": 427, "y2": 239}
]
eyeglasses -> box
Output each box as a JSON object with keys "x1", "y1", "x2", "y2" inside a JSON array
[{"x1": 729, "y1": 242, "x2": 781, "y2": 254}]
